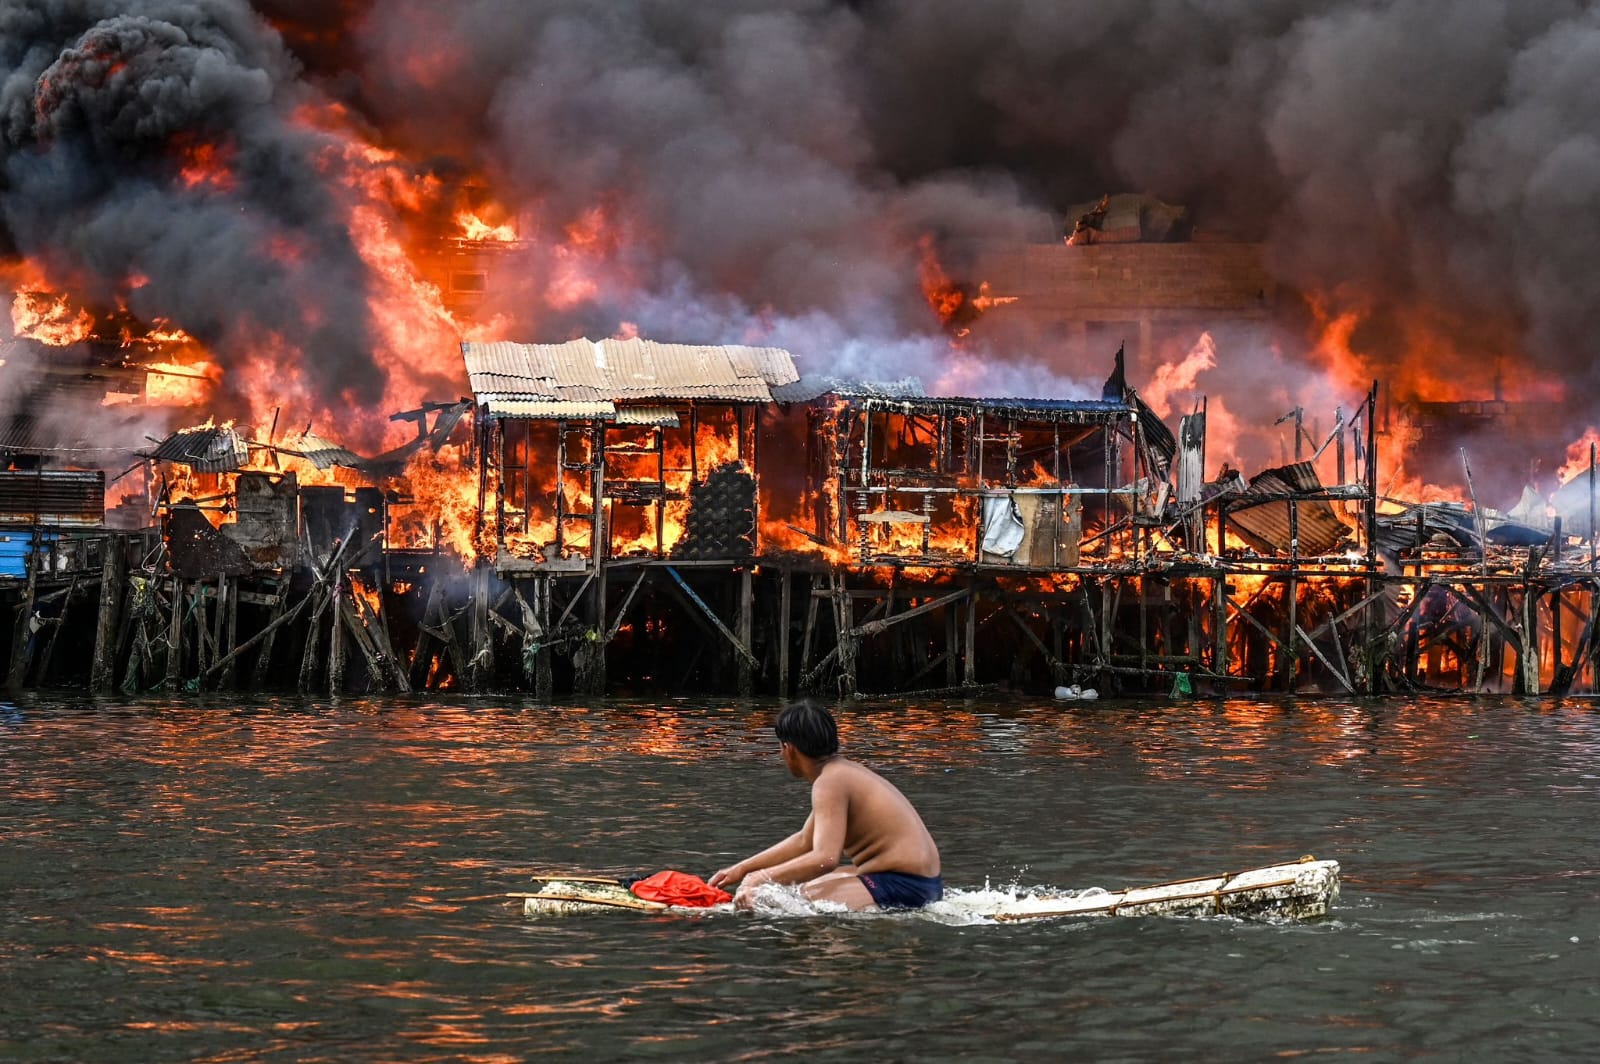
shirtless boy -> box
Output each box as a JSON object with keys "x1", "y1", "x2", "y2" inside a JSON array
[{"x1": 708, "y1": 700, "x2": 942, "y2": 911}]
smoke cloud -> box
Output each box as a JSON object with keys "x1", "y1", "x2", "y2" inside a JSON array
[{"x1": 7, "y1": 1, "x2": 1600, "y2": 484}]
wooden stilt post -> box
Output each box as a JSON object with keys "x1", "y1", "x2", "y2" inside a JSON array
[
  {"x1": 1520, "y1": 581, "x2": 1541, "y2": 695},
  {"x1": 536, "y1": 574, "x2": 554, "y2": 700},
  {"x1": 251, "y1": 579, "x2": 288, "y2": 689},
  {"x1": 945, "y1": 599, "x2": 960, "y2": 688},
  {"x1": 799, "y1": 573, "x2": 820, "y2": 690},
  {"x1": 963, "y1": 582, "x2": 978, "y2": 686},
  {"x1": 5, "y1": 542, "x2": 39, "y2": 690},
  {"x1": 777, "y1": 568, "x2": 792, "y2": 699},
  {"x1": 1212, "y1": 570, "x2": 1229, "y2": 694},
  {"x1": 91, "y1": 537, "x2": 126, "y2": 693},
  {"x1": 737, "y1": 566, "x2": 754, "y2": 697},
  {"x1": 834, "y1": 572, "x2": 858, "y2": 698},
  {"x1": 34, "y1": 574, "x2": 77, "y2": 687},
  {"x1": 1286, "y1": 503, "x2": 1299, "y2": 692},
  {"x1": 222, "y1": 574, "x2": 239, "y2": 689},
  {"x1": 165, "y1": 577, "x2": 186, "y2": 691},
  {"x1": 300, "y1": 587, "x2": 327, "y2": 694},
  {"x1": 468, "y1": 562, "x2": 495, "y2": 693},
  {"x1": 328, "y1": 576, "x2": 346, "y2": 695}
]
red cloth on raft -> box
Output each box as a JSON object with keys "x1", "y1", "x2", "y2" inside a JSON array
[{"x1": 629, "y1": 870, "x2": 732, "y2": 907}]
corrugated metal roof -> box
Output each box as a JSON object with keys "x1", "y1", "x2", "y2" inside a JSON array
[
  {"x1": 146, "y1": 426, "x2": 249, "y2": 472},
  {"x1": 462, "y1": 338, "x2": 798, "y2": 407},
  {"x1": 0, "y1": 416, "x2": 149, "y2": 458},
  {"x1": 771, "y1": 375, "x2": 927, "y2": 403},
  {"x1": 615, "y1": 405, "x2": 680, "y2": 427},
  {"x1": 0, "y1": 469, "x2": 105, "y2": 526},
  {"x1": 1228, "y1": 463, "x2": 1352, "y2": 556},
  {"x1": 861, "y1": 395, "x2": 1129, "y2": 424},
  {"x1": 482, "y1": 397, "x2": 617, "y2": 420},
  {"x1": 279, "y1": 432, "x2": 365, "y2": 470}
]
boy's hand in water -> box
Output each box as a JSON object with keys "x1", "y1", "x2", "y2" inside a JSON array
[
  {"x1": 708, "y1": 864, "x2": 741, "y2": 890},
  {"x1": 733, "y1": 869, "x2": 774, "y2": 909}
]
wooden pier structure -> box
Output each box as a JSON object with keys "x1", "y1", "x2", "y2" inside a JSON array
[{"x1": 7, "y1": 344, "x2": 1600, "y2": 700}]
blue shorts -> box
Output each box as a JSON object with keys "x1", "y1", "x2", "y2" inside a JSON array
[{"x1": 858, "y1": 870, "x2": 943, "y2": 910}]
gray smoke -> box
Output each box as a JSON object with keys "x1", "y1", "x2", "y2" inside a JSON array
[
  {"x1": 0, "y1": 0, "x2": 385, "y2": 412},
  {"x1": 306, "y1": 2, "x2": 1600, "y2": 406},
  {"x1": 10, "y1": 2, "x2": 1600, "y2": 471}
]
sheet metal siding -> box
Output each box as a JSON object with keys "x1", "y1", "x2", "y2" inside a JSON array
[{"x1": 0, "y1": 471, "x2": 105, "y2": 527}]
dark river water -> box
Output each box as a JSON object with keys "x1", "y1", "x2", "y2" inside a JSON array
[{"x1": 2, "y1": 693, "x2": 1597, "y2": 1062}]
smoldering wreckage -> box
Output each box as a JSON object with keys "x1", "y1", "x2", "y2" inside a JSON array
[{"x1": 7, "y1": 330, "x2": 1600, "y2": 702}]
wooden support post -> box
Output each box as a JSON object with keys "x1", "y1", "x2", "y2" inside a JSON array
[
  {"x1": 165, "y1": 577, "x2": 186, "y2": 691},
  {"x1": 665, "y1": 566, "x2": 759, "y2": 678},
  {"x1": 91, "y1": 538, "x2": 127, "y2": 693},
  {"x1": 799, "y1": 573, "x2": 820, "y2": 691},
  {"x1": 337, "y1": 591, "x2": 388, "y2": 691},
  {"x1": 1286, "y1": 504, "x2": 1299, "y2": 692},
  {"x1": 777, "y1": 568, "x2": 792, "y2": 699},
  {"x1": 5, "y1": 534, "x2": 40, "y2": 690},
  {"x1": 1520, "y1": 582, "x2": 1541, "y2": 695},
  {"x1": 945, "y1": 600, "x2": 959, "y2": 688},
  {"x1": 208, "y1": 575, "x2": 228, "y2": 677},
  {"x1": 205, "y1": 591, "x2": 312, "y2": 687},
  {"x1": 252, "y1": 580, "x2": 289, "y2": 689},
  {"x1": 34, "y1": 574, "x2": 77, "y2": 687},
  {"x1": 834, "y1": 572, "x2": 859, "y2": 698},
  {"x1": 536, "y1": 575, "x2": 554, "y2": 700},
  {"x1": 1212, "y1": 572, "x2": 1229, "y2": 693},
  {"x1": 328, "y1": 577, "x2": 347, "y2": 695},
  {"x1": 963, "y1": 583, "x2": 978, "y2": 686},
  {"x1": 222, "y1": 574, "x2": 239, "y2": 689},
  {"x1": 468, "y1": 562, "x2": 495, "y2": 693},
  {"x1": 737, "y1": 567, "x2": 754, "y2": 697},
  {"x1": 410, "y1": 579, "x2": 442, "y2": 689},
  {"x1": 300, "y1": 588, "x2": 327, "y2": 694}
]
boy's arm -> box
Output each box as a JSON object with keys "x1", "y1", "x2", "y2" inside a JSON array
[
  {"x1": 740, "y1": 777, "x2": 847, "y2": 888},
  {"x1": 709, "y1": 814, "x2": 814, "y2": 888}
]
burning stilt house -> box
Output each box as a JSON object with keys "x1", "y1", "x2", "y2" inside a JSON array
[
  {"x1": 760, "y1": 364, "x2": 1174, "y2": 569},
  {"x1": 463, "y1": 338, "x2": 799, "y2": 568}
]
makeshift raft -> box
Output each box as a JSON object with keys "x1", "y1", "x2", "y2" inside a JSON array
[
  {"x1": 509, "y1": 876, "x2": 668, "y2": 916},
  {"x1": 512, "y1": 857, "x2": 1340, "y2": 922},
  {"x1": 991, "y1": 856, "x2": 1340, "y2": 922}
]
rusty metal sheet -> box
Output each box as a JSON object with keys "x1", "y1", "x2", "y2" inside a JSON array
[
  {"x1": 166, "y1": 503, "x2": 255, "y2": 578},
  {"x1": 0, "y1": 470, "x2": 105, "y2": 526},
  {"x1": 1228, "y1": 463, "x2": 1352, "y2": 556}
]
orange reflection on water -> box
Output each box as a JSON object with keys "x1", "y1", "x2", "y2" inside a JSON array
[{"x1": 92, "y1": 947, "x2": 229, "y2": 971}]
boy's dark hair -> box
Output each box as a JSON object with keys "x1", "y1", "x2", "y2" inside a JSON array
[{"x1": 774, "y1": 700, "x2": 839, "y2": 759}]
